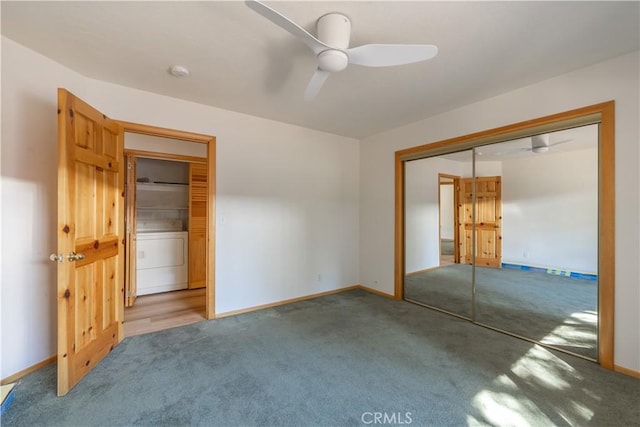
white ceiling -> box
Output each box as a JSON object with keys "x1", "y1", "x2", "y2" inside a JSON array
[{"x1": 2, "y1": 1, "x2": 638, "y2": 139}]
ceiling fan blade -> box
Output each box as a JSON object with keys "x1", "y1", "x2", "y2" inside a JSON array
[
  {"x1": 304, "y1": 69, "x2": 330, "y2": 102},
  {"x1": 549, "y1": 138, "x2": 573, "y2": 147},
  {"x1": 345, "y1": 44, "x2": 438, "y2": 67},
  {"x1": 245, "y1": 0, "x2": 331, "y2": 55},
  {"x1": 491, "y1": 147, "x2": 529, "y2": 156}
]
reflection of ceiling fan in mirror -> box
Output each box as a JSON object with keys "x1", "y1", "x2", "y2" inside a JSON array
[
  {"x1": 529, "y1": 134, "x2": 572, "y2": 153},
  {"x1": 492, "y1": 134, "x2": 573, "y2": 156}
]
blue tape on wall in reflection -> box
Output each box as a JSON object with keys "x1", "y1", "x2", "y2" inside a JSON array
[{"x1": 501, "y1": 263, "x2": 598, "y2": 281}]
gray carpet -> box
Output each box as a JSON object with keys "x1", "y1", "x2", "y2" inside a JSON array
[
  {"x1": 404, "y1": 265, "x2": 597, "y2": 358},
  {"x1": 2, "y1": 290, "x2": 637, "y2": 426}
]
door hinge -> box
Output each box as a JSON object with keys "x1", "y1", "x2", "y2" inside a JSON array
[
  {"x1": 126, "y1": 291, "x2": 131, "y2": 298},
  {"x1": 127, "y1": 161, "x2": 133, "y2": 170}
]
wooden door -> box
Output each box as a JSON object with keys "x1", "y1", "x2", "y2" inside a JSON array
[
  {"x1": 458, "y1": 178, "x2": 472, "y2": 264},
  {"x1": 189, "y1": 163, "x2": 207, "y2": 289},
  {"x1": 453, "y1": 177, "x2": 461, "y2": 263},
  {"x1": 458, "y1": 176, "x2": 502, "y2": 268},
  {"x1": 56, "y1": 89, "x2": 124, "y2": 395},
  {"x1": 474, "y1": 176, "x2": 502, "y2": 267},
  {"x1": 124, "y1": 155, "x2": 137, "y2": 307}
]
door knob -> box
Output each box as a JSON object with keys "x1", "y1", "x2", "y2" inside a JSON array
[
  {"x1": 68, "y1": 252, "x2": 85, "y2": 262},
  {"x1": 49, "y1": 253, "x2": 63, "y2": 263}
]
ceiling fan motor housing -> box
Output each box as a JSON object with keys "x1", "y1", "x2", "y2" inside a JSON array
[
  {"x1": 317, "y1": 12, "x2": 351, "y2": 49},
  {"x1": 316, "y1": 13, "x2": 351, "y2": 72},
  {"x1": 318, "y1": 50, "x2": 348, "y2": 72},
  {"x1": 531, "y1": 134, "x2": 551, "y2": 153}
]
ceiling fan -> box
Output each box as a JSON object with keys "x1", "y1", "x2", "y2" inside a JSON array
[
  {"x1": 245, "y1": 0, "x2": 438, "y2": 101},
  {"x1": 527, "y1": 134, "x2": 575, "y2": 153},
  {"x1": 490, "y1": 134, "x2": 573, "y2": 156}
]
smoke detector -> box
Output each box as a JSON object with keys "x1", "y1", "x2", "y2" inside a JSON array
[{"x1": 168, "y1": 65, "x2": 190, "y2": 77}]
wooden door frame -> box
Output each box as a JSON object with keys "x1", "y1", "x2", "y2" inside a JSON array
[
  {"x1": 118, "y1": 121, "x2": 216, "y2": 320},
  {"x1": 124, "y1": 154, "x2": 137, "y2": 307},
  {"x1": 394, "y1": 101, "x2": 615, "y2": 369},
  {"x1": 438, "y1": 173, "x2": 458, "y2": 265}
]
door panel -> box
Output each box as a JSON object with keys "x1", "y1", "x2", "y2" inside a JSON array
[
  {"x1": 189, "y1": 163, "x2": 208, "y2": 289},
  {"x1": 453, "y1": 177, "x2": 461, "y2": 263},
  {"x1": 458, "y1": 176, "x2": 502, "y2": 268},
  {"x1": 57, "y1": 89, "x2": 124, "y2": 396},
  {"x1": 474, "y1": 177, "x2": 502, "y2": 268},
  {"x1": 459, "y1": 179, "x2": 473, "y2": 264}
]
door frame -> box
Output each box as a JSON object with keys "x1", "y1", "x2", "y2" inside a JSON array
[
  {"x1": 394, "y1": 101, "x2": 615, "y2": 369},
  {"x1": 118, "y1": 121, "x2": 216, "y2": 319},
  {"x1": 437, "y1": 173, "x2": 458, "y2": 265}
]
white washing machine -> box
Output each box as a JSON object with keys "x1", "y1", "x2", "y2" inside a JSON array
[{"x1": 136, "y1": 219, "x2": 188, "y2": 296}]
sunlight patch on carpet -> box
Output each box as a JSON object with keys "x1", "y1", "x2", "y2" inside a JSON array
[
  {"x1": 540, "y1": 310, "x2": 597, "y2": 349},
  {"x1": 471, "y1": 390, "x2": 552, "y2": 426},
  {"x1": 471, "y1": 344, "x2": 596, "y2": 425}
]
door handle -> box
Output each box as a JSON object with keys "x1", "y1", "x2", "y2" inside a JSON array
[
  {"x1": 68, "y1": 252, "x2": 85, "y2": 262},
  {"x1": 49, "y1": 253, "x2": 64, "y2": 263}
]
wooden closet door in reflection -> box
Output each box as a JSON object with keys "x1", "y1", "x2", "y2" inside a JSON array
[
  {"x1": 458, "y1": 176, "x2": 502, "y2": 268},
  {"x1": 189, "y1": 163, "x2": 208, "y2": 288}
]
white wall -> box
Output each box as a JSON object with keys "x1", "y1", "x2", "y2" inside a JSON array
[
  {"x1": 405, "y1": 156, "x2": 466, "y2": 273},
  {"x1": 440, "y1": 185, "x2": 454, "y2": 240},
  {"x1": 360, "y1": 51, "x2": 640, "y2": 371},
  {"x1": 86, "y1": 80, "x2": 360, "y2": 315},
  {"x1": 1, "y1": 37, "x2": 90, "y2": 379},
  {"x1": 502, "y1": 147, "x2": 598, "y2": 273},
  {"x1": 472, "y1": 161, "x2": 502, "y2": 178},
  {"x1": 1, "y1": 36, "x2": 359, "y2": 379},
  {"x1": 125, "y1": 133, "x2": 207, "y2": 158}
]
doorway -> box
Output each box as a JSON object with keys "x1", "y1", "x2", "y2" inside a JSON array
[
  {"x1": 119, "y1": 122, "x2": 216, "y2": 333},
  {"x1": 123, "y1": 153, "x2": 207, "y2": 336},
  {"x1": 55, "y1": 89, "x2": 216, "y2": 395},
  {"x1": 438, "y1": 174, "x2": 457, "y2": 267}
]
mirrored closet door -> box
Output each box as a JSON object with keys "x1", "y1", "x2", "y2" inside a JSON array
[
  {"x1": 404, "y1": 124, "x2": 599, "y2": 361},
  {"x1": 404, "y1": 151, "x2": 473, "y2": 319},
  {"x1": 473, "y1": 125, "x2": 599, "y2": 359}
]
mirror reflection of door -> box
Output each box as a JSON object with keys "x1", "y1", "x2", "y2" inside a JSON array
[
  {"x1": 474, "y1": 125, "x2": 598, "y2": 359},
  {"x1": 404, "y1": 150, "x2": 473, "y2": 319},
  {"x1": 403, "y1": 124, "x2": 598, "y2": 361},
  {"x1": 458, "y1": 176, "x2": 502, "y2": 268}
]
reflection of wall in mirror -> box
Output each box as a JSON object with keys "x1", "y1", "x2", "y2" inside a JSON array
[
  {"x1": 406, "y1": 145, "x2": 597, "y2": 275},
  {"x1": 463, "y1": 160, "x2": 502, "y2": 177},
  {"x1": 440, "y1": 185, "x2": 454, "y2": 240},
  {"x1": 405, "y1": 157, "x2": 467, "y2": 274},
  {"x1": 501, "y1": 147, "x2": 598, "y2": 274}
]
